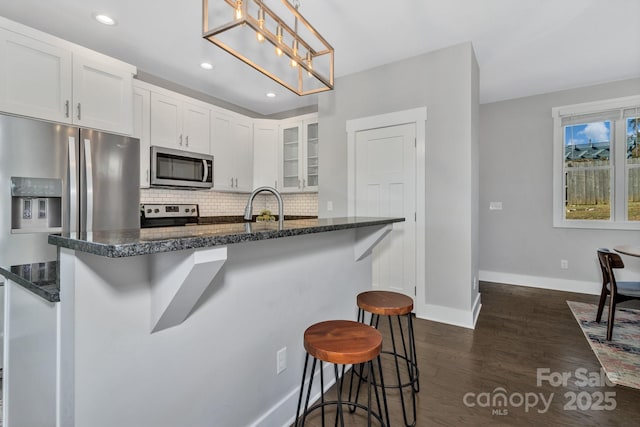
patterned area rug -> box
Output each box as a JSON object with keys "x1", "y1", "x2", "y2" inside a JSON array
[{"x1": 567, "y1": 301, "x2": 640, "y2": 389}]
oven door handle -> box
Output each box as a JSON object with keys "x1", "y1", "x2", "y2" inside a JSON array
[{"x1": 202, "y1": 159, "x2": 209, "y2": 183}]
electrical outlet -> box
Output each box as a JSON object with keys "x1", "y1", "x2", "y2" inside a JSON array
[
  {"x1": 327, "y1": 201, "x2": 333, "y2": 212},
  {"x1": 560, "y1": 259, "x2": 569, "y2": 270},
  {"x1": 489, "y1": 201, "x2": 503, "y2": 210},
  {"x1": 277, "y1": 347, "x2": 287, "y2": 374},
  {"x1": 473, "y1": 276, "x2": 478, "y2": 290}
]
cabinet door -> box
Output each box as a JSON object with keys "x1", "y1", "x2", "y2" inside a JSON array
[
  {"x1": 253, "y1": 122, "x2": 278, "y2": 189},
  {"x1": 133, "y1": 87, "x2": 151, "y2": 188},
  {"x1": 183, "y1": 102, "x2": 210, "y2": 154},
  {"x1": 304, "y1": 121, "x2": 319, "y2": 191},
  {"x1": 0, "y1": 28, "x2": 72, "y2": 123},
  {"x1": 233, "y1": 119, "x2": 254, "y2": 192},
  {"x1": 150, "y1": 92, "x2": 182, "y2": 149},
  {"x1": 211, "y1": 112, "x2": 234, "y2": 191},
  {"x1": 72, "y1": 55, "x2": 133, "y2": 135},
  {"x1": 280, "y1": 122, "x2": 302, "y2": 192}
]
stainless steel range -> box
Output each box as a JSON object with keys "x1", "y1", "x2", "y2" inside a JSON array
[{"x1": 140, "y1": 204, "x2": 199, "y2": 228}]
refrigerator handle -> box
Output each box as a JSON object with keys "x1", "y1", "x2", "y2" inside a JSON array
[
  {"x1": 68, "y1": 136, "x2": 78, "y2": 233},
  {"x1": 202, "y1": 159, "x2": 208, "y2": 183},
  {"x1": 84, "y1": 138, "x2": 94, "y2": 233}
]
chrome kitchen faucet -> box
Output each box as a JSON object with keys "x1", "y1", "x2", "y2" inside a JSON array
[{"x1": 243, "y1": 186, "x2": 284, "y2": 228}]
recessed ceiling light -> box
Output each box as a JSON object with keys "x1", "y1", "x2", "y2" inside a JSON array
[
  {"x1": 200, "y1": 62, "x2": 214, "y2": 70},
  {"x1": 93, "y1": 13, "x2": 116, "y2": 26},
  {"x1": 266, "y1": 92, "x2": 276, "y2": 98}
]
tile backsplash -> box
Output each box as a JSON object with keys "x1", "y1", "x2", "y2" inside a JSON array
[{"x1": 140, "y1": 189, "x2": 318, "y2": 217}]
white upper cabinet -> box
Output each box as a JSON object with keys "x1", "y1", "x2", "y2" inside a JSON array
[
  {"x1": 133, "y1": 85, "x2": 151, "y2": 188},
  {"x1": 278, "y1": 114, "x2": 318, "y2": 193},
  {"x1": 211, "y1": 111, "x2": 254, "y2": 192},
  {"x1": 0, "y1": 19, "x2": 135, "y2": 135},
  {"x1": 183, "y1": 102, "x2": 210, "y2": 153},
  {"x1": 72, "y1": 55, "x2": 133, "y2": 135},
  {"x1": 253, "y1": 120, "x2": 279, "y2": 189},
  {"x1": 150, "y1": 91, "x2": 210, "y2": 154},
  {"x1": 0, "y1": 27, "x2": 72, "y2": 123}
]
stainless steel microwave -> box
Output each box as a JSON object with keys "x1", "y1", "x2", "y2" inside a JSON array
[{"x1": 150, "y1": 146, "x2": 213, "y2": 189}]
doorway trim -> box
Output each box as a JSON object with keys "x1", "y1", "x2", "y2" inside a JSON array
[{"x1": 346, "y1": 107, "x2": 427, "y2": 316}]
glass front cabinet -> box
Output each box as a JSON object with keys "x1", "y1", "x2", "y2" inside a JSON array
[{"x1": 279, "y1": 115, "x2": 318, "y2": 192}]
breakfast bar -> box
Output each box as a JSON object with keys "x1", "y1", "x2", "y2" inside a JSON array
[{"x1": 2, "y1": 217, "x2": 402, "y2": 427}]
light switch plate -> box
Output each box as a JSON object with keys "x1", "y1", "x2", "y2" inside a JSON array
[{"x1": 489, "y1": 201, "x2": 503, "y2": 210}]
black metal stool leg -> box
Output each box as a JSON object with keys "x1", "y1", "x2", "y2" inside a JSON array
[
  {"x1": 299, "y1": 356, "x2": 317, "y2": 427},
  {"x1": 295, "y1": 353, "x2": 310, "y2": 426},
  {"x1": 408, "y1": 313, "x2": 420, "y2": 393}
]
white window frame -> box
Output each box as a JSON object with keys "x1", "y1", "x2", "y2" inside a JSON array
[{"x1": 552, "y1": 95, "x2": 640, "y2": 230}]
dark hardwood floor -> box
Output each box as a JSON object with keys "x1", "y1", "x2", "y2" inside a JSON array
[{"x1": 296, "y1": 282, "x2": 640, "y2": 426}]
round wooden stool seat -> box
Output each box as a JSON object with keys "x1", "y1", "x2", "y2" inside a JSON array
[
  {"x1": 304, "y1": 320, "x2": 382, "y2": 365},
  {"x1": 357, "y1": 291, "x2": 413, "y2": 316}
]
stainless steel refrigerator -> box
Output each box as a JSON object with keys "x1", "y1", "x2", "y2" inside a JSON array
[{"x1": 0, "y1": 113, "x2": 140, "y2": 267}]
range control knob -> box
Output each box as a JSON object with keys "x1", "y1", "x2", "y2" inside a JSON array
[
  {"x1": 191, "y1": 208, "x2": 196, "y2": 213},
  {"x1": 146, "y1": 209, "x2": 152, "y2": 214},
  {"x1": 184, "y1": 208, "x2": 190, "y2": 213},
  {"x1": 154, "y1": 208, "x2": 160, "y2": 213}
]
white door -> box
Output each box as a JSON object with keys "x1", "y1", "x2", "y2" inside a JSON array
[{"x1": 355, "y1": 123, "x2": 416, "y2": 297}]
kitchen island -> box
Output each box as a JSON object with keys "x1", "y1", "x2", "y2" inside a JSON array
[{"x1": 2, "y1": 217, "x2": 402, "y2": 427}]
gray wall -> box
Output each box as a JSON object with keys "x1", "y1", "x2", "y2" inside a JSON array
[
  {"x1": 479, "y1": 78, "x2": 640, "y2": 291},
  {"x1": 318, "y1": 42, "x2": 479, "y2": 320}
]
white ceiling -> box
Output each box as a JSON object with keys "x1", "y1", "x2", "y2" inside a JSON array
[{"x1": 0, "y1": 0, "x2": 638, "y2": 116}]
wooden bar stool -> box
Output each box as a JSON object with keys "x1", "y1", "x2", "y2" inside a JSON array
[
  {"x1": 352, "y1": 291, "x2": 419, "y2": 427},
  {"x1": 294, "y1": 320, "x2": 390, "y2": 426}
]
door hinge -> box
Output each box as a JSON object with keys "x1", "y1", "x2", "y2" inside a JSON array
[
  {"x1": 414, "y1": 212, "x2": 416, "y2": 222},
  {"x1": 414, "y1": 137, "x2": 417, "y2": 148},
  {"x1": 414, "y1": 286, "x2": 417, "y2": 296}
]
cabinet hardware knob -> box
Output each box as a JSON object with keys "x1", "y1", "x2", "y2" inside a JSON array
[
  {"x1": 185, "y1": 135, "x2": 189, "y2": 147},
  {"x1": 65, "y1": 100, "x2": 70, "y2": 118},
  {"x1": 77, "y1": 103, "x2": 81, "y2": 120},
  {"x1": 179, "y1": 134, "x2": 183, "y2": 146}
]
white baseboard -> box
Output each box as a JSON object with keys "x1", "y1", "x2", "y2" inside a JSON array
[
  {"x1": 416, "y1": 293, "x2": 481, "y2": 330},
  {"x1": 251, "y1": 360, "x2": 338, "y2": 427},
  {"x1": 479, "y1": 270, "x2": 601, "y2": 295}
]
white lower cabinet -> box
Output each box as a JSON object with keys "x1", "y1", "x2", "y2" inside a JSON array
[
  {"x1": 0, "y1": 20, "x2": 135, "y2": 135},
  {"x1": 211, "y1": 112, "x2": 254, "y2": 192}
]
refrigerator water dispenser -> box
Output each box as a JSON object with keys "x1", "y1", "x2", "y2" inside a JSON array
[{"x1": 10, "y1": 177, "x2": 62, "y2": 233}]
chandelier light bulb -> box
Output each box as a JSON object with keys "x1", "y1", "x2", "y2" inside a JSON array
[
  {"x1": 305, "y1": 52, "x2": 313, "y2": 77},
  {"x1": 290, "y1": 40, "x2": 299, "y2": 68},
  {"x1": 234, "y1": 0, "x2": 243, "y2": 20},
  {"x1": 256, "y1": 8, "x2": 265, "y2": 42},
  {"x1": 275, "y1": 25, "x2": 284, "y2": 56}
]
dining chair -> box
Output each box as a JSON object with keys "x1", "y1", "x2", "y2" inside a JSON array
[{"x1": 596, "y1": 248, "x2": 640, "y2": 340}]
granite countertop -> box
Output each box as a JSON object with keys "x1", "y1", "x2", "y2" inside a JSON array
[
  {"x1": 0, "y1": 261, "x2": 59, "y2": 302},
  {"x1": 48, "y1": 217, "x2": 404, "y2": 258}
]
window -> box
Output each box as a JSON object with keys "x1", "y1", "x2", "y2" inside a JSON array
[{"x1": 553, "y1": 95, "x2": 640, "y2": 229}]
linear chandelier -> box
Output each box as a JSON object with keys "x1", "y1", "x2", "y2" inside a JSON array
[{"x1": 202, "y1": 0, "x2": 334, "y2": 96}]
